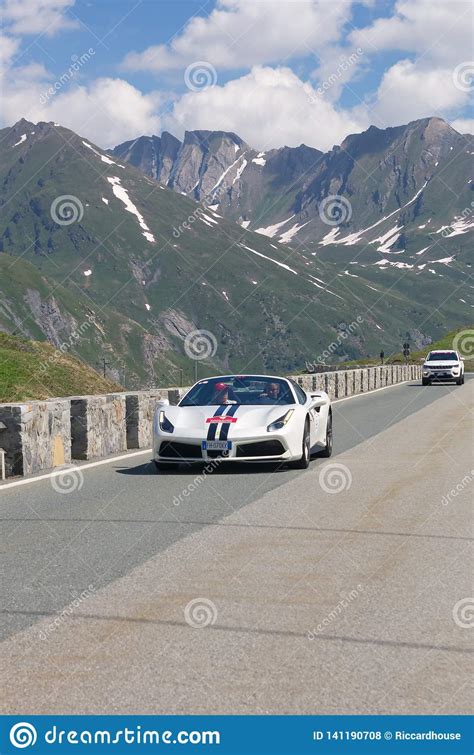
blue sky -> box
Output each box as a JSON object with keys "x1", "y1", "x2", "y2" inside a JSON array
[{"x1": 1, "y1": 0, "x2": 473, "y2": 150}]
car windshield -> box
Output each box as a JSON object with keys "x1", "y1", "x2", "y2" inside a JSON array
[
  {"x1": 180, "y1": 376, "x2": 295, "y2": 406},
  {"x1": 426, "y1": 352, "x2": 458, "y2": 361}
]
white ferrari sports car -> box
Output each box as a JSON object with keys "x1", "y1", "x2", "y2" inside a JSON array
[{"x1": 152, "y1": 374, "x2": 332, "y2": 470}]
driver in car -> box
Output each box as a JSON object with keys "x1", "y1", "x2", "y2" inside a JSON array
[
  {"x1": 211, "y1": 383, "x2": 237, "y2": 404},
  {"x1": 260, "y1": 382, "x2": 282, "y2": 402}
]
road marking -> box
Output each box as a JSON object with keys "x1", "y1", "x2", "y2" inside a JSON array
[
  {"x1": 0, "y1": 449, "x2": 151, "y2": 491},
  {"x1": 0, "y1": 379, "x2": 417, "y2": 491}
]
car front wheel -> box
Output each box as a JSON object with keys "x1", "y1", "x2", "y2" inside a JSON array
[
  {"x1": 422, "y1": 377, "x2": 431, "y2": 386},
  {"x1": 290, "y1": 420, "x2": 311, "y2": 469},
  {"x1": 320, "y1": 412, "x2": 333, "y2": 457}
]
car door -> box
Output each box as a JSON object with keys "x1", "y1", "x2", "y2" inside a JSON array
[{"x1": 289, "y1": 380, "x2": 318, "y2": 444}]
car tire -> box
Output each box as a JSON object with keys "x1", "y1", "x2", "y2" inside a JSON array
[
  {"x1": 290, "y1": 419, "x2": 311, "y2": 469},
  {"x1": 320, "y1": 411, "x2": 333, "y2": 458},
  {"x1": 456, "y1": 375, "x2": 463, "y2": 385},
  {"x1": 422, "y1": 378, "x2": 430, "y2": 386}
]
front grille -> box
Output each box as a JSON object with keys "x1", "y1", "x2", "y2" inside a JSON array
[
  {"x1": 236, "y1": 440, "x2": 285, "y2": 458},
  {"x1": 159, "y1": 441, "x2": 202, "y2": 459},
  {"x1": 206, "y1": 450, "x2": 231, "y2": 459},
  {"x1": 429, "y1": 365, "x2": 454, "y2": 370}
]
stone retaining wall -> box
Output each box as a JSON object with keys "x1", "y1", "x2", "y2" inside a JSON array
[
  {"x1": 71, "y1": 394, "x2": 128, "y2": 461},
  {"x1": 125, "y1": 390, "x2": 167, "y2": 449},
  {"x1": 0, "y1": 400, "x2": 70, "y2": 477},
  {"x1": 0, "y1": 365, "x2": 422, "y2": 479}
]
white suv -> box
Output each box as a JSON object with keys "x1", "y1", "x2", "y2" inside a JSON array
[{"x1": 422, "y1": 350, "x2": 465, "y2": 386}]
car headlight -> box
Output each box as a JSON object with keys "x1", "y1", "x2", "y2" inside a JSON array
[
  {"x1": 267, "y1": 409, "x2": 294, "y2": 432},
  {"x1": 159, "y1": 410, "x2": 174, "y2": 433}
]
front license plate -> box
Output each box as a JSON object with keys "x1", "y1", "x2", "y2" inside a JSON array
[{"x1": 202, "y1": 440, "x2": 232, "y2": 451}]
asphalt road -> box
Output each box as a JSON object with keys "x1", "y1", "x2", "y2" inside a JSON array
[{"x1": 1, "y1": 377, "x2": 473, "y2": 714}]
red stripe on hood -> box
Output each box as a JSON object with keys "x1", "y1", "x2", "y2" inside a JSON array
[{"x1": 206, "y1": 416, "x2": 238, "y2": 423}]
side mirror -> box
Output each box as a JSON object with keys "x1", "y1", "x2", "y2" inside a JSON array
[{"x1": 310, "y1": 395, "x2": 327, "y2": 408}]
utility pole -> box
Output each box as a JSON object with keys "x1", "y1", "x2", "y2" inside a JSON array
[
  {"x1": 98, "y1": 357, "x2": 110, "y2": 378},
  {"x1": 402, "y1": 342, "x2": 410, "y2": 365}
]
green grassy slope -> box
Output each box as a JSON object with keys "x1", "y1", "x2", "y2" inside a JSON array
[
  {"x1": 307, "y1": 326, "x2": 474, "y2": 373},
  {"x1": 405, "y1": 327, "x2": 474, "y2": 371},
  {"x1": 0, "y1": 333, "x2": 121, "y2": 402}
]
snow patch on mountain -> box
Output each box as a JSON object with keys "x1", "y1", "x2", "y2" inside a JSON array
[
  {"x1": 327, "y1": 182, "x2": 428, "y2": 247},
  {"x1": 319, "y1": 228, "x2": 340, "y2": 245},
  {"x1": 255, "y1": 215, "x2": 295, "y2": 238},
  {"x1": 210, "y1": 153, "x2": 247, "y2": 193},
  {"x1": 438, "y1": 217, "x2": 474, "y2": 238},
  {"x1": 375, "y1": 258, "x2": 414, "y2": 269},
  {"x1": 12, "y1": 134, "x2": 27, "y2": 147},
  {"x1": 239, "y1": 243, "x2": 298, "y2": 275},
  {"x1": 429, "y1": 256, "x2": 455, "y2": 265},
  {"x1": 279, "y1": 221, "x2": 310, "y2": 244},
  {"x1": 372, "y1": 224, "x2": 403, "y2": 253},
  {"x1": 307, "y1": 279, "x2": 343, "y2": 299},
  {"x1": 106, "y1": 176, "x2": 155, "y2": 243},
  {"x1": 233, "y1": 159, "x2": 248, "y2": 184},
  {"x1": 252, "y1": 153, "x2": 266, "y2": 166},
  {"x1": 83, "y1": 141, "x2": 124, "y2": 168},
  {"x1": 201, "y1": 212, "x2": 218, "y2": 225}
]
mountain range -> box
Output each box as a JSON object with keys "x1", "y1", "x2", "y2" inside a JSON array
[
  {"x1": 0, "y1": 116, "x2": 472, "y2": 388},
  {"x1": 112, "y1": 117, "x2": 474, "y2": 247}
]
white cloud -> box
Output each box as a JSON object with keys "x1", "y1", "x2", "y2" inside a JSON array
[
  {"x1": 123, "y1": 0, "x2": 354, "y2": 73},
  {"x1": 311, "y1": 45, "x2": 367, "y2": 104},
  {"x1": 365, "y1": 59, "x2": 470, "y2": 126},
  {"x1": 349, "y1": 0, "x2": 473, "y2": 132},
  {"x1": 167, "y1": 65, "x2": 365, "y2": 151},
  {"x1": 0, "y1": 33, "x2": 21, "y2": 67},
  {"x1": 1, "y1": 0, "x2": 78, "y2": 36},
  {"x1": 451, "y1": 118, "x2": 474, "y2": 135},
  {"x1": 2, "y1": 0, "x2": 472, "y2": 150},
  {"x1": 0, "y1": 63, "x2": 163, "y2": 146},
  {"x1": 46, "y1": 78, "x2": 163, "y2": 147},
  {"x1": 350, "y1": 0, "x2": 472, "y2": 65}
]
